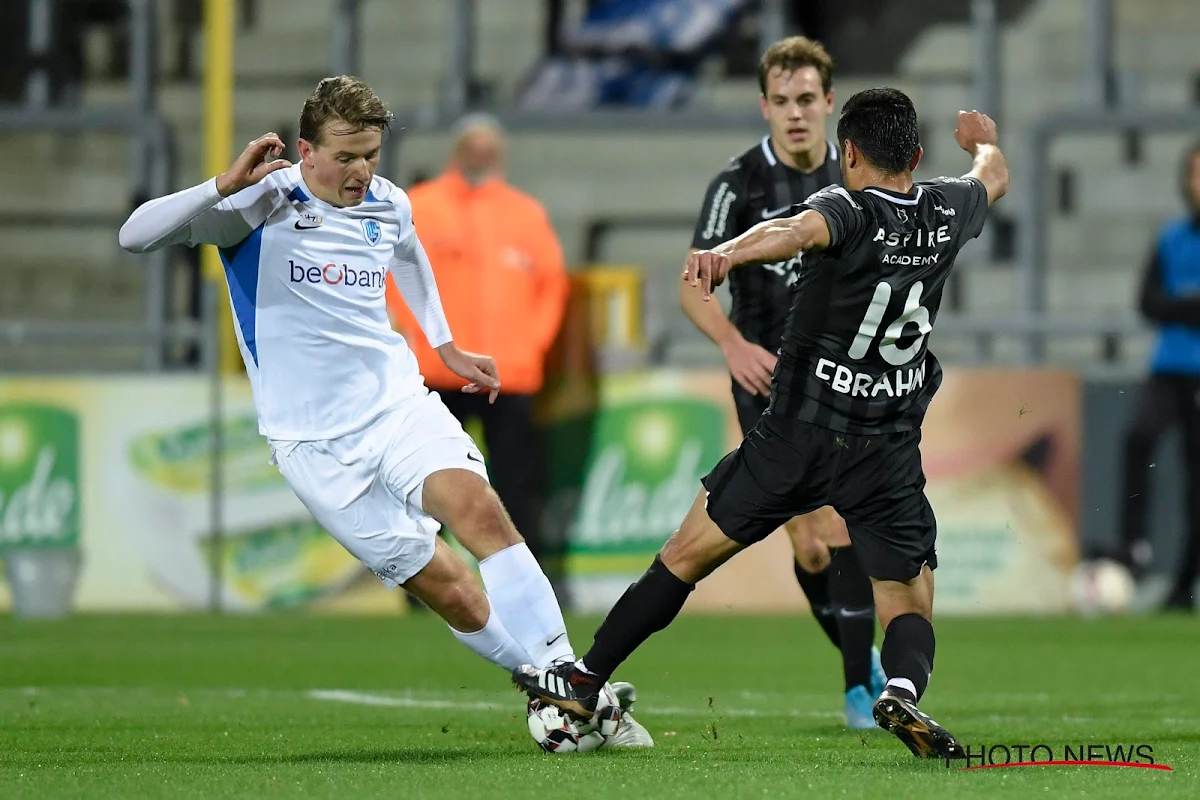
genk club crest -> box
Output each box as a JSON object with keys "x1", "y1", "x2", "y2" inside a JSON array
[{"x1": 361, "y1": 219, "x2": 381, "y2": 246}]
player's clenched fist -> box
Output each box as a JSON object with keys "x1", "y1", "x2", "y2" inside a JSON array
[
  {"x1": 954, "y1": 110, "x2": 999, "y2": 154},
  {"x1": 683, "y1": 249, "x2": 733, "y2": 300},
  {"x1": 216, "y1": 133, "x2": 293, "y2": 197}
]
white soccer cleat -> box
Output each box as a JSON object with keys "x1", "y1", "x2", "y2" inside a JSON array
[
  {"x1": 601, "y1": 681, "x2": 654, "y2": 748},
  {"x1": 610, "y1": 681, "x2": 638, "y2": 713}
]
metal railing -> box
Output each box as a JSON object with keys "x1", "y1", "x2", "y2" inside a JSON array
[
  {"x1": 0, "y1": 0, "x2": 204, "y2": 371},
  {"x1": 1016, "y1": 108, "x2": 1200, "y2": 362},
  {"x1": 0, "y1": 0, "x2": 1170, "y2": 374}
]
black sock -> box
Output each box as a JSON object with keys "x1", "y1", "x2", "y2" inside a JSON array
[
  {"x1": 881, "y1": 613, "x2": 935, "y2": 701},
  {"x1": 794, "y1": 560, "x2": 841, "y2": 649},
  {"x1": 581, "y1": 555, "x2": 695, "y2": 682},
  {"x1": 828, "y1": 546, "x2": 875, "y2": 691}
]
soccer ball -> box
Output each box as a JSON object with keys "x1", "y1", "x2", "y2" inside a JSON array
[
  {"x1": 525, "y1": 685, "x2": 622, "y2": 754},
  {"x1": 1071, "y1": 559, "x2": 1135, "y2": 615}
]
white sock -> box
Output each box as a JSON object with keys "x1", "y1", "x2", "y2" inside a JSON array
[
  {"x1": 478, "y1": 543, "x2": 575, "y2": 667},
  {"x1": 886, "y1": 677, "x2": 918, "y2": 699},
  {"x1": 449, "y1": 601, "x2": 532, "y2": 671}
]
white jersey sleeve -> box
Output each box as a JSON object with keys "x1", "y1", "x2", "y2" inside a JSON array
[
  {"x1": 388, "y1": 192, "x2": 452, "y2": 349},
  {"x1": 118, "y1": 177, "x2": 283, "y2": 252}
]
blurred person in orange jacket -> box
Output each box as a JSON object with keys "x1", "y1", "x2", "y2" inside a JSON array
[{"x1": 387, "y1": 113, "x2": 570, "y2": 563}]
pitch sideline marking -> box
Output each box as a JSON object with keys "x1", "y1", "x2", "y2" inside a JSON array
[{"x1": 308, "y1": 689, "x2": 843, "y2": 719}]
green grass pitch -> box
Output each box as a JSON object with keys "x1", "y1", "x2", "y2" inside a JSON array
[{"x1": 2, "y1": 613, "x2": 1198, "y2": 798}]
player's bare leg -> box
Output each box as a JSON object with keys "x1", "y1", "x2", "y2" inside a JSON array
[
  {"x1": 422, "y1": 467, "x2": 656, "y2": 746},
  {"x1": 870, "y1": 568, "x2": 963, "y2": 759},
  {"x1": 513, "y1": 489, "x2": 744, "y2": 719},
  {"x1": 422, "y1": 467, "x2": 575, "y2": 667},
  {"x1": 400, "y1": 536, "x2": 534, "y2": 669},
  {"x1": 787, "y1": 514, "x2": 832, "y2": 572},
  {"x1": 658, "y1": 490, "x2": 747, "y2": 582}
]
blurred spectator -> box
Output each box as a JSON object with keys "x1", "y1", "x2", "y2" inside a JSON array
[
  {"x1": 1117, "y1": 140, "x2": 1200, "y2": 610},
  {"x1": 521, "y1": 0, "x2": 752, "y2": 110},
  {"x1": 386, "y1": 114, "x2": 570, "y2": 564}
]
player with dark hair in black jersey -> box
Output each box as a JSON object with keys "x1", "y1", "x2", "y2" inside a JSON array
[
  {"x1": 514, "y1": 89, "x2": 1010, "y2": 760},
  {"x1": 684, "y1": 35, "x2": 884, "y2": 728}
]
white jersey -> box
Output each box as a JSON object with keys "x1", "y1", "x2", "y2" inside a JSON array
[{"x1": 119, "y1": 164, "x2": 452, "y2": 441}]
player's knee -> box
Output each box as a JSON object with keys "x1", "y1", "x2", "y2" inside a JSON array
[
  {"x1": 445, "y1": 486, "x2": 522, "y2": 550},
  {"x1": 660, "y1": 526, "x2": 740, "y2": 585},
  {"x1": 786, "y1": 522, "x2": 830, "y2": 573}
]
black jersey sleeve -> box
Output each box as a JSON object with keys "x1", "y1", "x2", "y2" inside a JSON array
[
  {"x1": 798, "y1": 185, "x2": 871, "y2": 255},
  {"x1": 930, "y1": 176, "x2": 990, "y2": 242},
  {"x1": 691, "y1": 160, "x2": 750, "y2": 249}
]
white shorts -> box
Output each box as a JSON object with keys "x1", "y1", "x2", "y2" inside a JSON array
[{"x1": 269, "y1": 391, "x2": 488, "y2": 588}]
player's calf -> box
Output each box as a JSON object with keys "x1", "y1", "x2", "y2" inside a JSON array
[
  {"x1": 402, "y1": 537, "x2": 491, "y2": 632},
  {"x1": 402, "y1": 538, "x2": 533, "y2": 670},
  {"x1": 873, "y1": 569, "x2": 935, "y2": 703},
  {"x1": 423, "y1": 466, "x2": 576, "y2": 667}
]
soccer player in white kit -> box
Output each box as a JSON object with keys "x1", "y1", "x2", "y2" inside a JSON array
[{"x1": 118, "y1": 76, "x2": 650, "y2": 747}]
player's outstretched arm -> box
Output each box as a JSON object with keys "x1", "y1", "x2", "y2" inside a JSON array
[
  {"x1": 955, "y1": 111, "x2": 1009, "y2": 206},
  {"x1": 118, "y1": 133, "x2": 291, "y2": 253},
  {"x1": 682, "y1": 210, "x2": 830, "y2": 299}
]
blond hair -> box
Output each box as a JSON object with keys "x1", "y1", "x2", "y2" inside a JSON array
[{"x1": 299, "y1": 75, "x2": 392, "y2": 145}]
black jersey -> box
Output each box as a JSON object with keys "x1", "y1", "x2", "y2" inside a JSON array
[
  {"x1": 769, "y1": 177, "x2": 990, "y2": 435},
  {"x1": 691, "y1": 136, "x2": 843, "y2": 352}
]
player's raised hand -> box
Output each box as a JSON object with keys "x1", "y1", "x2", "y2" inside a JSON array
[
  {"x1": 682, "y1": 249, "x2": 733, "y2": 301},
  {"x1": 954, "y1": 110, "x2": 999, "y2": 154},
  {"x1": 438, "y1": 343, "x2": 501, "y2": 404},
  {"x1": 216, "y1": 133, "x2": 292, "y2": 197}
]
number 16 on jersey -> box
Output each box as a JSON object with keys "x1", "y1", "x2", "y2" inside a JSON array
[{"x1": 848, "y1": 281, "x2": 932, "y2": 366}]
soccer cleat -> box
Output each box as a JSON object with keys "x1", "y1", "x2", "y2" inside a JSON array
[
  {"x1": 512, "y1": 662, "x2": 601, "y2": 722},
  {"x1": 844, "y1": 685, "x2": 876, "y2": 729},
  {"x1": 872, "y1": 688, "x2": 964, "y2": 760},
  {"x1": 869, "y1": 646, "x2": 886, "y2": 699},
  {"x1": 610, "y1": 681, "x2": 637, "y2": 713},
  {"x1": 602, "y1": 681, "x2": 654, "y2": 748}
]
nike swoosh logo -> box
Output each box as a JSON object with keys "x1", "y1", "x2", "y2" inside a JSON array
[
  {"x1": 545, "y1": 631, "x2": 567, "y2": 647},
  {"x1": 467, "y1": 452, "x2": 483, "y2": 463},
  {"x1": 760, "y1": 205, "x2": 792, "y2": 219},
  {"x1": 833, "y1": 606, "x2": 876, "y2": 619},
  {"x1": 295, "y1": 221, "x2": 321, "y2": 230}
]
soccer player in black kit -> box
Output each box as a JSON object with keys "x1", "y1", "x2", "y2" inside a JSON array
[
  {"x1": 684, "y1": 36, "x2": 884, "y2": 729},
  {"x1": 514, "y1": 89, "x2": 1010, "y2": 760}
]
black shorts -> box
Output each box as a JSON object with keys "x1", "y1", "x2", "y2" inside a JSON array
[
  {"x1": 732, "y1": 383, "x2": 770, "y2": 436},
  {"x1": 702, "y1": 412, "x2": 937, "y2": 582}
]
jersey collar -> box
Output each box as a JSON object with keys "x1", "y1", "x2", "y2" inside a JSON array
[{"x1": 863, "y1": 185, "x2": 924, "y2": 205}]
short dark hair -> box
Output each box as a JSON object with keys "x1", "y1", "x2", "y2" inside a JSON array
[
  {"x1": 835, "y1": 88, "x2": 920, "y2": 175},
  {"x1": 299, "y1": 75, "x2": 392, "y2": 145},
  {"x1": 757, "y1": 36, "x2": 834, "y2": 96}
]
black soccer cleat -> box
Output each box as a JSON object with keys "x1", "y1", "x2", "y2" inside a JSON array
[
  {"x1": 511, "y1": 662, "x2": 601, "y2": 722},
  {"x1": 872, "y1": 688, "x2": 965, "y2": 760}
]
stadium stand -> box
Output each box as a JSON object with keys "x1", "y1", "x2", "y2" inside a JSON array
[{"x1": 2, "y1": 0, "x2": 1198, "y2": 371}]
